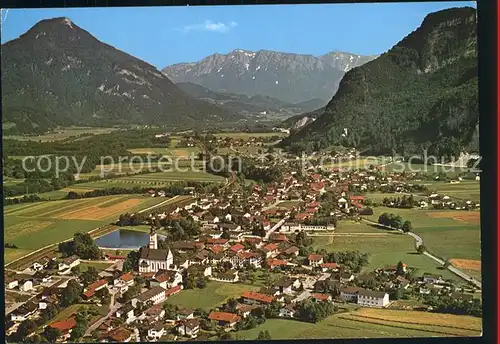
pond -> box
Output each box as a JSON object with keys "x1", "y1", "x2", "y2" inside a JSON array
[{"x1": 95, "y1": 229, "x2": 157, "y2": 249}]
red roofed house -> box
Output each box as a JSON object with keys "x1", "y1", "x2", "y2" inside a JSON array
[
  {"x1": 165, "y1": 285, "x2": 182, "y2": 297},
  {"x1": 311, "y1": 293, "x2": 332, "y2": 302},
  {"x1": 107, "y1": 327, "x2": 133, "y2": 342},
  {"x1": 282, "y1": 246, "x2": 299, "y2": 257},
  {"x1": 238, "y1": 251, "x2": 263, "y2": 268},
  {"x1": 320, "y1": 262, "x2": 340, "y2": 272},
  {"x1": 208, "y1": 245, "x2": 225, "y2": 254},
  {"x1": 266, "y1": 259, "x2": 289, "y2": 270},
  {"x1": 205, "y1": 238, "x2": 229, "y2": 247},
  {"x1": 244, "y1": 237, "x2": 263, "y2": 248},
  {"x1": 309, "y1": 182, "x2": 326, "y2": 193},
  {"x1": 241, "y1": 291, "x2": 274, "y2": 305},
  {"x1": 295, "y1": 213, "x2": 310, "y2": 222},
  {"x1": 269, "y1": 233, "x2": 288, "y2": 242},
  {"x1": 48, "y1": 318, "x2": 77, "y2": 339},
  {"x1": 83, "y1": 279, "x2": 108, "y2": 299},
  {"x1": 230, "y1": 244, "x2": 245, "y2": 253},
  {"x1": 113, "y1": 272, "x2": 135, "y2": 292},
  {"x1": 308, "y1": 254, "x2": 324, "y2": 267},
  {"x1": 305, "y1": 207, "x2": 318, "y2": 214},
  {"x1": 349, "y1": 196, "x2": 364, "y2": 205},
  {"x1": 208, "y1": 311, "x2": 241, "y2": 328},
  {"x1": 262, "y1": 243, "x2": 279, "y2": 258}
]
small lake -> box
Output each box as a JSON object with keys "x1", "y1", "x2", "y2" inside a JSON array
[{"x1": 96, "y1": 229, "x2": 159, "y2": 249}]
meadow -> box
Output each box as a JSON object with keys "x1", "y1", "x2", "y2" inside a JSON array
[
  {"x1": 381, "y1": 163, "x2": 470, "y2": 177},
  {"x1": 235, "y1": 307, "x2": 481, "y2": 339},
  {"x1": 3, "y1": 195, "x2": 168, "y2": 260},
  {"x1": 312, "y1": 225, "x2": 462, "y2": 282},
  {"x1": 366, "y1": 207, "x2": 481, "y2": 262},
  {"x1": 164, "y1": 282, "x2": 261, "y2": 311},
  {"x1": 214, "y1": 132, "x2": 287, "y2": 140},
  {"x1": 422, "y1": 180, "x2": 480, "y2": 202},
  {"x1": 127, "y1": 146, "x2": 201, "y2": 158},
  {"x1": 4, "y1": 126, "x2": 120, "y2": 142}
]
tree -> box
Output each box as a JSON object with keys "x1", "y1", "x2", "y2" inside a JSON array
[
  {"x1": 417, "y1": 245, "x2": 427, "y2": 254},
  {"x1": 60, "y1": 280, "x2": 83, "y2": 307},
  {"x1": 257, "y1": 330, "x2": 272, "y2": 340},
  {"x1": 80, "y1": 266, "x2": 99, "y2": 286},
  {"x1": 12, "y1": 319, "x2": 37, "y2": 341},
  {"x1": 123, "y1": 250, "x2": 140, "y2": 272},
  {"x1": 221, "y1": 230, "x2": 231, "y2": 240},
  {"x1": 402, "y1": 220, "x2": 412, "y2": 233},
  {"x1": 42, "y1": 326, "x2": 61, "y2": 343},
  {"x1": 395, "y1": 261, "x2": 405, "y2": 276}
]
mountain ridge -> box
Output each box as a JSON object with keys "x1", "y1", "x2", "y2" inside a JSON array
[
  {"x1": 162, "y1": 49, "x2": 378, "y2": 103},
  {"x1": 2, "y1": 17, "x2": 239, "y2": 134},
  {"x1": 280, "y1": 7, "x2": 478, "y2": 157}
]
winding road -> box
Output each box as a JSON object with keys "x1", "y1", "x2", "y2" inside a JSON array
[{"x1": 360, "y1": 217, "x2": 482, "y2": 289}]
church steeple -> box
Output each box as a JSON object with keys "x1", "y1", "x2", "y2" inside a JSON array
[{"x1": 149, "y1": 225, "x2": 158, "y2": 249}]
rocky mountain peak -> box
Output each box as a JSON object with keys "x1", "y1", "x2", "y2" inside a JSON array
[{"x1": 162, "y1": 49, "x2": 377, "y2": 103}]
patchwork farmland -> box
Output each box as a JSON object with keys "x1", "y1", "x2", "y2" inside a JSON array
[{"x1": 3, "y1": 195, "x2": 167, "y2": 263}]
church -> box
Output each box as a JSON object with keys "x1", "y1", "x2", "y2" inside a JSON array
[{"x1": 138, "y1": 226, "x2": 174, "y2": 273}]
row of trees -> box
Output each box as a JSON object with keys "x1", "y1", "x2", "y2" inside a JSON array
[{"x1": 382, "y1": 195, "x2": 416, "y2": 209}]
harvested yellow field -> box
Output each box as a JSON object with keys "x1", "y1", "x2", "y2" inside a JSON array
[
  {"x1": 342, "y1": 308, "x2": 481, "y2": 336},
  {"x1": 426, "y1": 211, "x2": 480, "y2": 225},
  {"x1": 55, "y1": 198, "x2": 142, "y2": 220},
  {"x1": 449, "y1": 259, "x2": 481, "y2": 271}
]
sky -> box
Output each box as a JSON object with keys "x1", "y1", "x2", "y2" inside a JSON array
[{"x1": 1, "y1": 2, "x2": 476, "y2": 69}]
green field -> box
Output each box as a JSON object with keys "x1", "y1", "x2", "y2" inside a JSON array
[
  {"x1": 215, "y1": 132, "x2": 287, "y2": 140},
  {"x1": 364, "y1": 192, "x2": 425, "y2": 203},
  {"x1": 381, "y1": 163, "x2": 470, "y2": 177},
  {"x1": 4, "y1": 126, "x2": 120, "y2": 142},
  {"x1": 312, "y1": 233, "x2": 462, "y2": 282},
  {"x1": 335, "y1": 220, "x2": 388, "y2": 234},
  {"x1": 4, "y1": 195, "x2": 168, "y2": 256},
  {"x1": 128, "y1": 146, "x2": 201, "y2": 157},
  {"x1": 366, "y1": 207, "x2": 481, "y2": 262},
  {"x1": 422, "y1": 181, "x2": 480, "y2": 202},
  {"x1": 235, "y1": 308, "x2": 481, "y2": 339},
  {"x1": 164, "y1": 282, "x2": 261, "y2": 311}
]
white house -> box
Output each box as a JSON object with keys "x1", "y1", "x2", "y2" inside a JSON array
[
  {"x1": 58, "y1": 256, "x2": 80, "y2": 271},
  {"x1": 6, "y1": 278, "x2": 19, "y2": 290},
  {"x1": 177, "y1": 319, "x2": 200, "y2": 338},
  {"x1": 116, "y1": 303, "x2": 135, "y2": 324},
  {"x1": 20, "y1": 280, "x2": 34, "y2": 292},
  {"x1": 132, "y1": 286, "x2": 166, "y2": 307},
  {"x1": 147, "y1": 323, "x2": 166, "y2": 341},
  {"x1": 423, "y1": 273, "x2": 444, "y2": 284},
  {"x1": 357, "y1": 290, "x2": 390, "y2": 308},
  {"x1": 279, "y1": 304, "x2": 296, "y2": 318}
]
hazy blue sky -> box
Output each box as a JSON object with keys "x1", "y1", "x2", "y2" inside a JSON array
[{"x1": 1, "y1": 2, "x2": 476, "y2": 68}]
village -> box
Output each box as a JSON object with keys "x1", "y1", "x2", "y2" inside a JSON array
[{"x1": 4, "y1": 156, "x2": 482, "y2": 342}]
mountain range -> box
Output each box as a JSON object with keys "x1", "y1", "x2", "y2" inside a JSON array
[
  {"x1": 162, "y1": 50, "x2": 378, "y2": 104},
  {"x1": 1, "y1": 17, "x2": 239, "y2": 134},
  {"x1": 176, "y1": 82, "x2": 327, "y2": 116},
  {"x1": 280, "y1": 7, "x2": 478, "y2": 157}
]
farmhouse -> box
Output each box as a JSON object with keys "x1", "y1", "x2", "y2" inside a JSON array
[
  {"x1": 340, "y1": 287, "x2": 390, "y2": 308},
  {"x1": 148, "y1": 322, "x2": 166, "y2": 341},
  {"x1": 107, "y1": 327, "x2": 133, "y2": 342},
  {"x1": 177, "y1": 319, "x2": 200, "y2": 338},
  {"x1": 208, "y1": 311, "x2": 241, "y2": 328},
  {"x1": 423, "y1": 273, "x2": 444, "y2": 284},
  {"x1": 211, "y1": 270, "x2": 239, "y2": 283},
  {"x1": 241, "y1": 291, "x2": 274, "y2": 305},
  {"x1": 308, "y1": 254, "x2": 324, "y2": 267},
  {"x1": 132, "y1": 286, "x2": 166, "y2": 307},
  {"x1": 279, "y1": 304, "x2": 296, "y2": 318}
]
